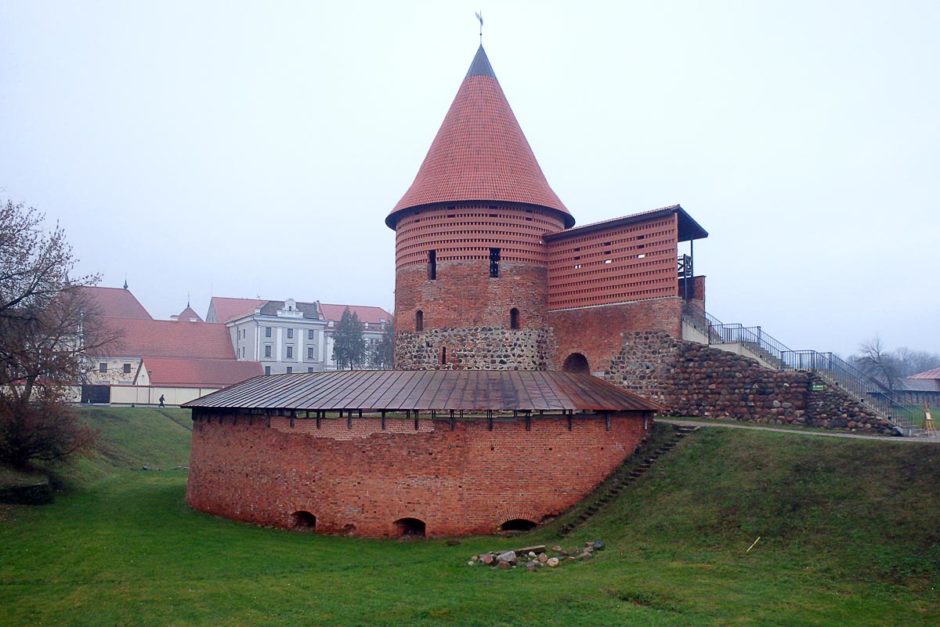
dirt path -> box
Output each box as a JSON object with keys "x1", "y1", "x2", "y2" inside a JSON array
[{"x1": 658, "y1": 418, "x2": 940, "y2": 444}]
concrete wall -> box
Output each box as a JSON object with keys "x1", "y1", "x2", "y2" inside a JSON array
[{"x1": 110, "y1": 385, "x2": 219, "y2": 406}]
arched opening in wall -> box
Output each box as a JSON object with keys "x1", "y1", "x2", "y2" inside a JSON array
[
  {"x1": 510, "y1": 308, "x2": 520, "y2": 329},
  {"x1": 342, "y1": 523, "x2": 357, "y2": 536},
  {"x1": 440, "y1": 346, "x2": 447, "y2": 365},
  {"x1": 394, "y1": 517, "x2": 426, "y2": 538},
  {"x1": 415, "y1": 310, "x2": 424, "y2": 332},
  {"x1": 563, "y1": 353, "x2": 590, "y2": 374},
  {"x1": 499, "y1": 518, "x2": 537, "y2": 532},
  {"x1": 290, "y1": 510, "x2": 317, "y2": 531}
]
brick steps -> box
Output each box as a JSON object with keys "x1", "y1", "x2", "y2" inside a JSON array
[{"x1": 557, "y1": 425, "x2": 697, "y2": 537}]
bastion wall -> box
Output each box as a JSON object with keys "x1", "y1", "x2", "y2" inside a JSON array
[{"x1": 186, "y1": 412, "x2": 650, "y2": 537}]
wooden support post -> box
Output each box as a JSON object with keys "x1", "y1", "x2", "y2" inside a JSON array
[
  {"x1": 450, "y1": 410, "x2": 455, "y2": 430},
  {"x1": 525, "y1": 413, "x2": 531, "y2": 431},
  {"x1": 380, "y1": 410, "x2": 386, "y2": 430},
  {"x1": 347, "y1": 412, "x2": 352, "y2": 429},
  {"x1": 414, "y1": 410, "x2": 419, "y2": 431},
  {"x1": 567, "y1": 411, "x2": 573, "y2": 431},
  {"x1": 488, "y1": 410, "x2": 493, "y2": 431},
  {"x1": 290, "y1": 412, "x2": 295, "y2": 428},
  {"x1": 316, "y1": 411, "x2": 321, "y2": 429},
  {"x1": 605, "y1": 412, "x2": 611, "y2": 431}
]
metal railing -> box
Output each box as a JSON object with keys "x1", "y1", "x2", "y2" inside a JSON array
[{"x1": 687, "y1": 313, "x2": 916, "y2": 435}]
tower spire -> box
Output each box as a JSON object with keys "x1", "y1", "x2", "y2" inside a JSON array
[{"x1": 475, "y1": 11, "x2": 483, "y2": 44}]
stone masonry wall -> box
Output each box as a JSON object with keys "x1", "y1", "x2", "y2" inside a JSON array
[
  {"x1": 396, "y1": 327, "x2": 555, "y2": 370},
  {"x1": 186, "y1": 412, "x2": 650, "y2": 537},
  {"x1": 606, "y1": 332, "x2": 894, "y2": 433}
]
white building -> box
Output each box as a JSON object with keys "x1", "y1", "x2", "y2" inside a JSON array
[{"x1": 206, "y1": 297, "x2": 391, "y2": 375}]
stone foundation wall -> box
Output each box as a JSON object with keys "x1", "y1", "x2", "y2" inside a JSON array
[
  {"x1": 186, "y1": 412, "x2": 650, "y2": 537},
  {"x1": 395, "y1": 327, "x2": 555, "y2": 370},
  {"x1": 606, "y1": 332, "x2": 893, "y2": 433}
]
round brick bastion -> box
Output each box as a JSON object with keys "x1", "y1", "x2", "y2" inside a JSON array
[{"x1": 184, "y1": 370, "x2": 658, "y2": 538}]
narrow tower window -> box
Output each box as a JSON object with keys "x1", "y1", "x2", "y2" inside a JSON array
[
  {"x1": 510, "y1": 308, "x2": 520, "y2": 330},
  {"x1": 440, "y1": 346, "x2": 447, "y2": 365},
  {"x1": 416, "y1": 310, "x2": 424, "y2": 332},
  {"x1": 427, "y1": 250, "x2": 436, "y2": 280},
  {"x1": 489, "y1": 248, "x2": 500, "y2": 278}
]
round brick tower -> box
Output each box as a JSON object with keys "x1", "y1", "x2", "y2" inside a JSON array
[{"x1": 388, "y1": 46, "x2": 575, "y2": 370}]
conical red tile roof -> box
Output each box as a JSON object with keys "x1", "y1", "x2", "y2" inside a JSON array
[{"x1": 387, "y1": 46, "x2": 573, "y2": 228}]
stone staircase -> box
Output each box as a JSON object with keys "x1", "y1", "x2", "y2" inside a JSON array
[{"x1": 557, "y1": 425, "x2": 698, "y2": 536}]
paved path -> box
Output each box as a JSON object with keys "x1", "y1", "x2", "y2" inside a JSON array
[{"x1": 658, "y1": 418, "x2": 940, "y2": 444}]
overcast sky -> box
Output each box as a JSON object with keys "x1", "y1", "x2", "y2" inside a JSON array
[{"x1": 1, "y1": 1, "x2": 937, "y2": 357}]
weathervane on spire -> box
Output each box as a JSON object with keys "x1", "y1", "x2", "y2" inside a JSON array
[{"x1": 475, "y1": 11, "x2": 483, "y2": 44}]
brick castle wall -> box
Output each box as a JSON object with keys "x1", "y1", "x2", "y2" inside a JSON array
[
  {"x1": 548, "y1": 298, "x2": 684, "y2": 372},
  {"x1": 395, "y1": 261, "x2": 549, "y2": 333},
  {"x1": 607, "y1": 332, "x2": 893, "y2": 432},
  {"x1": 186, "y1": 413, "x2": 650, "y2": 537},
  {"x1": 395, "y1": 327, "x2": 555, "y2": 370}
]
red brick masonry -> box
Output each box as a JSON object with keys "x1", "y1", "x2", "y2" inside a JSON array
[{"x1": 187, "y1": 413, "x2": 649, "y2": 537}]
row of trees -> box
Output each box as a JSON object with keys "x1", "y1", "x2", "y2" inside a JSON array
[
  {"x1": 849, "y1": 336, "x2": 940, "y2": 393},
  {"x1": 331, "y1": 308, "x2": 394, "y2": 370},
  {"x1": 1, "y1": 199, "x2": 115, "y2": 468}
]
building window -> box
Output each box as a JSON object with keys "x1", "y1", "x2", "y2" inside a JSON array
[
  {"x1": 308, "y1": 329, "x2": 315, "y2": 340},
  {"x1": 489, "y1": 248, "x2": 500, "y2": 277},
  {"x1": 286, "y1": 366, "x2": 293, "y2": 374},
  {"x1": 99, "y1": 362, "x2": 107, "y2": 373},
  {"x1": 307, "y1": 347, "x2": 314, "y2": 359},
  {"x1": 415, "y1": 310, "x2": 424, "y2": 332},
  {"x1": 427, "y1": 249, "x2": 437, "y2": 280},
  {"x1": 264, "y1": 345, "x2": 272, "y2": 358},
  {"x1": 264, "y1": 366, "x2": 271, "y2": 376},
  {"x1": 286, "y1": 346, "x2": 293, "y2": 359},
  {"x1": 307, "y1": 367, "x2": 314, "y2": 373},
  {"x1": 510, "y1": 308, "x2": 520, "y2": 330},
  {"x1": 287, "y1": 328, "x2": 294, "y2": 339},
  {"x1": 265, "y1": 326, "x2": 272, "y2": 338},
  {"x1": 123, "y1": 363, "x2": 132, "y2": 374}
]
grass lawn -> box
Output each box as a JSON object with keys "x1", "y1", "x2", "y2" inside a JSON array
[{"x1": 1, "y1": 408, "x2": 938, "y2": 625}]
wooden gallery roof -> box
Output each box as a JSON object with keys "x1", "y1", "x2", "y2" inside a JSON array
[{"x1": 183, "y1": 370, "x2": 660, "y2": 414}]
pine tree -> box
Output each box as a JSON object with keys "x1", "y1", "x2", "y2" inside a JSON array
[{"x1": 332, "y1": 308, "x2": 365, "y2": 370}]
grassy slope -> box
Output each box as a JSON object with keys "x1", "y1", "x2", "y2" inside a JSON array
[{"x1": 0, "y1": 410, "x2": 938, "y2": 625}]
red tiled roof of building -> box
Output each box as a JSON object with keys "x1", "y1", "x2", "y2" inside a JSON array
[
  {"x1": 95, "y1": 318, "x2": 235, "y2": 359},
  {"x1": 175, "y1": 305, "x2": 203, "y2": 322},
  {"x1": 206, "y1": 296, "x2": 265, "y2": 323},
  {"x1": 387, "y1": 45, "x2": 572, "y2": 229},
  {"x1": 140, "y1": 357, "x2": 261, "y2": 388},
  {"x1": 79, "y1": 286, "x2": 152, "y2": 320},
  {"x1": 320, "y1": 304, "x2": 391, "y2": 325},
  {"x1": 910, "y1": 367, "x2": 940, "y2": 380}
]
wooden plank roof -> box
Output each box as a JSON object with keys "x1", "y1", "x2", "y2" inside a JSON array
[{"x1": 183, "y1": 370, "x2": 660, "y2": 413}]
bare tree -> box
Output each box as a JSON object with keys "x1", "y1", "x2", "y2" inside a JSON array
[
  {"x1": 0, "y1": 199, "x2": 113, "y2": 468},
  {"x1": 852, "y1": 336, "x2": 904, "y2": 395},
  {"x1": 893, "y1": 347, "x2": 940, "y2": 377},
  {"x1": 370, "y1": 315, "x2": 395, "y2": 370}
]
